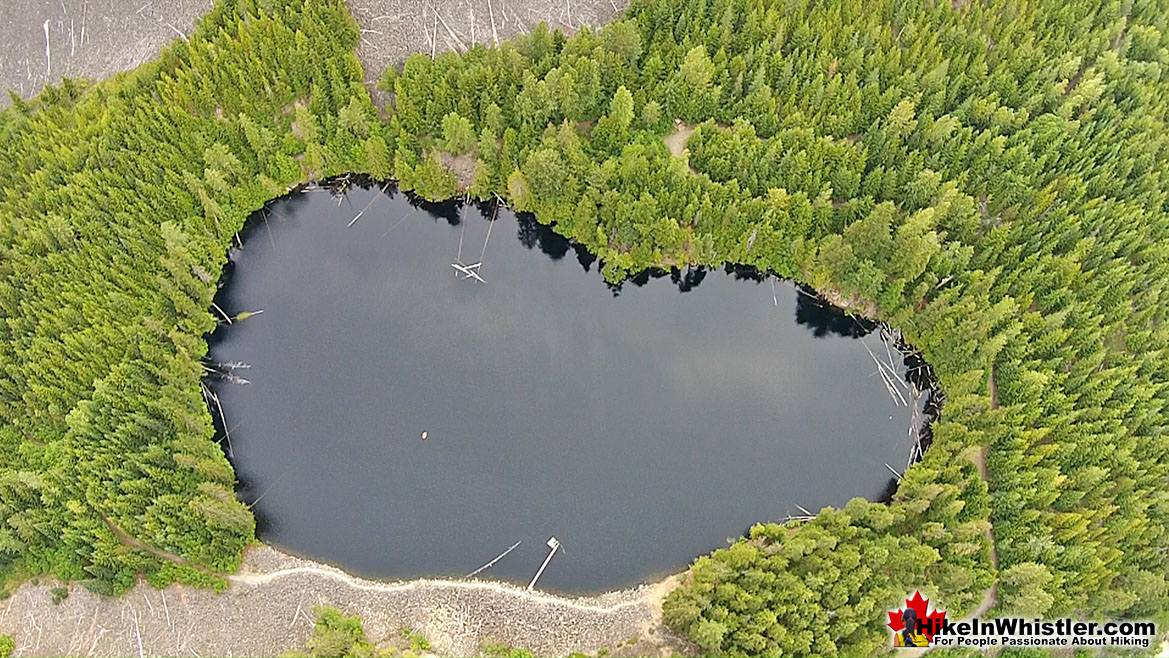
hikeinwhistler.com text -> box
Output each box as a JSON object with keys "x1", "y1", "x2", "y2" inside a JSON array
[{"x1": 924, "y1": 617, "x2": 1157, "y2": 649}]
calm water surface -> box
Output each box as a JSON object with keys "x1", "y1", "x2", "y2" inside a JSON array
[{"x1": 208, "y1": 185, "x2": 926, "y2": 592}]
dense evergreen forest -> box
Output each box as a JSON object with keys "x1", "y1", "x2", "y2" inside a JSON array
[{"x1": 1, "y1": 0, "x2": 1168, "y2": 655}]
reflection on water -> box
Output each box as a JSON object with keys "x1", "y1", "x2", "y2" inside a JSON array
[
  {"x1": 208, "y1": 183, "x2": 931, "y2": 592},
  {"x1": 795, "y1": 289, "x2": 876, "y2": 338}
]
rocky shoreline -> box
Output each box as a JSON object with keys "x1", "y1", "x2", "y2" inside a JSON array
[{"x1": 0, "y1": 545, "x2": 688, "y2": 657}]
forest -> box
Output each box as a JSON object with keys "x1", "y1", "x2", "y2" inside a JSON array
[{"x1": 1, "y1": 0, "x2": 1168, "y2": 655}]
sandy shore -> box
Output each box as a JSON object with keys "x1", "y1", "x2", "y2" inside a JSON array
[{"x1": 0, "y1": 546, "x2": 688, "y2": 656}]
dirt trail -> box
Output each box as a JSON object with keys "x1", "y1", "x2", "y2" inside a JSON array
[
  {"x1": 0, "y1": 546, "x2": 686, "y2": 657},
  {"x1": 663, "y1": 122, "x2": 696, "y2": 158},
  {"x1": 967, "y1": 364, "x2": 1001, "y2": 618}
]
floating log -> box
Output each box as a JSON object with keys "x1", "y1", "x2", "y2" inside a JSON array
[{"x1": 466, "y1": 540, "x2": 522, "y2": 578}]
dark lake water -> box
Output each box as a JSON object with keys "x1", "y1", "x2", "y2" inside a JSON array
[{"x1": 208, "y1": 183, "x2": 929, "y2": 592}]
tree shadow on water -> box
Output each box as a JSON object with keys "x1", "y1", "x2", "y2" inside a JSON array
[
  {"x1": 794, "y1": 286, "x2": 875, "y2": 339},
  {"x1": 514, "y1": 212, "x2": 599, "y2": 273}
]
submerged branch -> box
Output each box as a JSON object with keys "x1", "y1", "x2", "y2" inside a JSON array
[{"x1": 466, "y1": 540, "x2": 522, "y2": 578}]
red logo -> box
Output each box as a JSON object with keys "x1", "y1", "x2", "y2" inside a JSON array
[{"x1": 888, "y1": 591, "x2": 947, "y2": 643}]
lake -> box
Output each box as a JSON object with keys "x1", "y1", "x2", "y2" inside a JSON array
[{"x1": 207, "y1": 182, "x2": 932, "y2": 592}]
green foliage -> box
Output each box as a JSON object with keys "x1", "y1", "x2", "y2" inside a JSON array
[
  {"x1": 481, "y1": 641, "x2": 534, "y2": 658},
  {"x1": 402, "y1": 629, "x2": 430, "y2": 653},
  {"x1": 50, "y1": 586, "x2": 68, "y2": 605},
  {"x1": 395, "y1": 150, "x2": 458, "y2": 201},
  {"x1": 0, "y1": 0, "x2": 374, "y2": 591},
  {"x1": 0, "y1": 634, "x2": 12, "y2": 658},
  {"x1": 440, "y1": 112, "x2": 476, "y2": 155},
  {"x1": 3, "y1": 0, "x2": 1169, "y2": 655},
  {"x1": 372, "y1": 0, "x2": 1169, "y2": 653},
  {"x1": 365, "y1": 135, "x2": 394, "y2": 180},
  {"x1": 689, "y1": 618, "x2": 726, "y2": 654},
  {"x1": 999, "y1": 562, "x2": 1056, "y2": 618},
  {"x1": 306, "y1": 606, "x2": 375, "y2": 658},
  {"x1": 640, "y1": 101, "x2": 663, "y2": 131}
]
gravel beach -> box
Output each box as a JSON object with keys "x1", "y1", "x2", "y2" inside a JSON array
[{"x1": 0, "y1": 546, "x2": 688, "y2": 656}]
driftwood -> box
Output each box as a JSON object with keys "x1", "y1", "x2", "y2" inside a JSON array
[
  {"x1": 133, "y1": 608, "x2": 143, "y2": 658},
  {"x1": 885, "y1": 463, "x2": 904, "y2": 481},
  {"x1": 234, "y1": 309, "x2": 264, "y2": 322},
  {"x1": 161, "y1": 590, "x2": 173, "y2": 634},
  {"x1": 487, "y1": 0, "x2": 500, "y2": 45},
  {"x1": 246, "y1": 482, "x2": 277, "y2": 509},
  {"x1": 261, "y1": 209, "x2": 276, "y2": 248},
  {"x1": 479, "y1": 199, "x2": 500, "y2": 262},
  {"x1": 211, "y1": 303, "x2": 232, "y2": 325},
  {"x1": 466, "y1": 540, "x2": 522, "y2": 578},
  {"x1": 347, "y1": 181, "x2": 392, "y2": 227},
  {"x1": 528, "y1": 538, "x2": 561, "y2": 590},
  {"x1": 456, "y1": 198, "x2": 467, "y2": 262},
  {"x1": 164, "y1": 22, "x2": 189, "y2": 43},
  {"x1": 430, "y1": 3, "x2": 468, "y2": 52},
  {"x1": 380, "y1": 207, "x2": 420, "y2": 238},
  {"x1": 289, "y1": 604, "x2": 303, "y2": 630},
  {"x1": 478, "y1": 217, "x2": 495, "y2": 261},
  {"x1": 213, "y1": 361, "x2": 252, "y2": 371},
  {"x1": 331, "y1": 176, "x2": 352, "y2": 206},
  {"x1": 210, "y1": 391, "x2": 234, "y2": 458},
  {"x1": 862, "y1": 338, "x2": 909, "y2": 406},
  {"x1": 43, "y1": 20, "x2": 51, "y2": 76},
  {"x1": 215, "y1": 372, "x2": 251, "y2": 386},
  {"x1": 431, "y1": 13, "x2": 438, "y2": 58}
]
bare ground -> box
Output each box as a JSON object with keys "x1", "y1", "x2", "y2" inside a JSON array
[
  {"x1": 439, "y1": 150, "x2": 477, "y2": 189},
  {"x1": 0, "y1": 0, "x2": 211, "y2": 108},
  {"x1": 347, "y1": 0, "x2": 628, "y2": 87},
  {"x1": 2, "y1": 0, "x2": 631, "y2": 109},
  {"x1": 662, "y1": 121, "x2": 695, "y2": 158},
  {"x1": 0, "y1": 546, "x2": 688, "y2": 657}
]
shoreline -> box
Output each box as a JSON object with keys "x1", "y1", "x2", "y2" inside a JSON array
[
  {"x1": 0, "y1": 545, "x2": 689, "y2": 657},
  {"x1": 246, "y1": 538, "x2": 684, "y2": 600}
]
